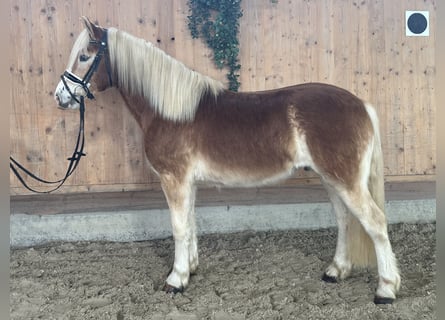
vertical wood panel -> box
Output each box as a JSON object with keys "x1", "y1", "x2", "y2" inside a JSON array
[{"x1": 10, "y1": 0, "x2": 436, "y2": 194}]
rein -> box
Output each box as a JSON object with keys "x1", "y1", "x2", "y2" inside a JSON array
[
  {"x1": 10, "y1": 100, "x2": 86, "y2": 194},
  {"x1": 10, "y1": 29, "x2": 112, "y2": 194}
]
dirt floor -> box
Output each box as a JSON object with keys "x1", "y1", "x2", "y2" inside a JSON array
[{"x1": 10, "y1": 222, "x2": 435, "y2": 320}]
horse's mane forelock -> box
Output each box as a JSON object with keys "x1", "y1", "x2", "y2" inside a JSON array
[{"x1": 107, "y1": 28, "x2": 225, "y2": 122}]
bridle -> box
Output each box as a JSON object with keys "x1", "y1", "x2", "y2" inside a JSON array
[
  {"x1": 10, "y1": 29, "x2": 113, "y2": 194},
  {"x1": 61, "y1": 29, "x2": 113, "y2": 102}
]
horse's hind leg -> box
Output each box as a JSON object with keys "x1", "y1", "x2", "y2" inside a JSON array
[
  {"x1": 160, "y1": 174, "x2": 196, "y2": 293},
  {"x1": 322, "y1": 183, "x2": 352, "y2": 282},
  {"x1": 337, "y1": 186, "x2": 400, "y2": 303}
]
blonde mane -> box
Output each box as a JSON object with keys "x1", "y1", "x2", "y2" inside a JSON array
[{"x1": 107, "y1": 28, "x2": 225, "y2": 122}]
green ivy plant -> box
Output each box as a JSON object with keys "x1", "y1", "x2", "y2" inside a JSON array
[{"x1": 187, "y1": 0, "x2": 243, "y2": 91}]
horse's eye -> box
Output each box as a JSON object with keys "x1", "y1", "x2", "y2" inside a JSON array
[{"x1": 79, "y1": 54, "x2": 90, "y2": 62}]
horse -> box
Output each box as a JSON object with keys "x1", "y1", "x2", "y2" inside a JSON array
[{"x1": 54, "y1": 17, "x2": 400, "y2": 304}]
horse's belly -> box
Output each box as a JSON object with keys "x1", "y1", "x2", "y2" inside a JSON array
[{"x1": 192, "y1": 157, "x2": 296, "y2": 188}]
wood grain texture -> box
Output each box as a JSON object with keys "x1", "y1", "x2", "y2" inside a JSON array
[
  {"x1": 10, "y1": 0, "x2": 436, "y2": 195},
  {"x1": 11, "y1": 181, "x2": 435, "y2": 216}
]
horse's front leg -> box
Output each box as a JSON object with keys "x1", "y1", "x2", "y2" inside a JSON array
[
  {"x1": 160, "y1": 174, "x2": 196, "y2": 293},
  {"x1": 188, "y1": 188, "x2": 199, "y2": 274}
]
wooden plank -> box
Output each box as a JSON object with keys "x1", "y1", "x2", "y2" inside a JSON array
[
  {"x1": 10, "y1": 173, "x2": 436, "y2": 195},
  {"x1": 10, "y1": 181, "x2": 435, "y2": 216}
]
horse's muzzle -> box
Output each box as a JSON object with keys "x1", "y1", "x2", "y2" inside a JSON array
[{"x1": 54, "y1": 80, "x2": 80, "y2": 110}]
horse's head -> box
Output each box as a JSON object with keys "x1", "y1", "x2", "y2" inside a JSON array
[{"x1": 54, "y1": 17, "x2": 113, "y2": 109}]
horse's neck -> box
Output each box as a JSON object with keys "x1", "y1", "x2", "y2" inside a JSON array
[{"x1": 118, "y1": 88, "x2": 156, "y2": 131}]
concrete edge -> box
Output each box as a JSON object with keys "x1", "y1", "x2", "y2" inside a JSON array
[{"x1": 10, "y1": 199, "x2": 436, "y2": 247}]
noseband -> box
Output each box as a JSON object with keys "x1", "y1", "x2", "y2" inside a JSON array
[{"x1": 61, "y1": 29, "x2": 113, "y2": 103}]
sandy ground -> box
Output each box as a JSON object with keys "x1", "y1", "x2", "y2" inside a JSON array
[{"x1": 10, "y1": 223, "x2": 435, "y2": 320}]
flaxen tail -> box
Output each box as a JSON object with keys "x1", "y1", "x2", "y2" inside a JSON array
[
  {"x1": 366, "y1": 103, "x2": 385, "y2": 213},
  {"x1": 347, "y1": 103, "x2": 385, "y2": 268}
]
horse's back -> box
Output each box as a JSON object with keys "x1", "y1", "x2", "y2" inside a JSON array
[{"x1": 199, "y1": 82, "x2": 370, "y2": 124}]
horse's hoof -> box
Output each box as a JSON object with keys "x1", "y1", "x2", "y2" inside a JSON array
[
  {"x1": 163, "y1": 283, "x2": 184, "y2": 294},
  {"x1": 322, "y1": 273, "x2": 338, "y2": 283},
  {"x1": 374, "y1": 296, "x2": 394, "y2": 304}
]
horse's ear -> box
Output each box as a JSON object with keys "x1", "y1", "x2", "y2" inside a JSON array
[{"x1": 81, "y1": 16, "x2": 103, "y2": 41}]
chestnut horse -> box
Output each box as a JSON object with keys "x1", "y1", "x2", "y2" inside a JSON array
[{"x1": 55, "y1": 17, "x2": 400, "y2": 303}]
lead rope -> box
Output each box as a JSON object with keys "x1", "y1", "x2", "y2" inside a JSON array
[{"x1": 10, "y1": 97, "x2": 86, "y2": 194}]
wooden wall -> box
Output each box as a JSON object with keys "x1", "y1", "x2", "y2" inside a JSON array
[{"x1": 10, "y1": 0, "x2": 436, "y2": 195}]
